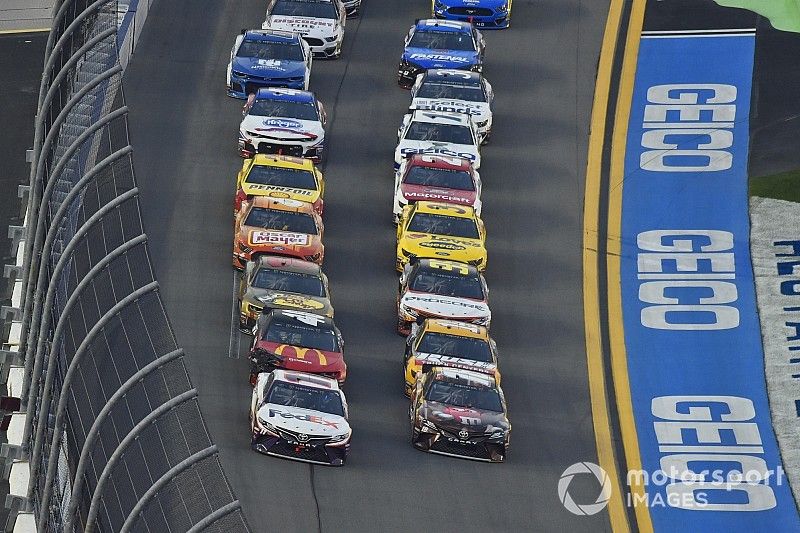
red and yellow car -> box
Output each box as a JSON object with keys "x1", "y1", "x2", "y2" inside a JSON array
[
  {"x1": 233, "y1": 197, "x2": 324, "y2": 270},
  {"x1": 234, "y1": 154, "x2": 324, "y2": 215}
]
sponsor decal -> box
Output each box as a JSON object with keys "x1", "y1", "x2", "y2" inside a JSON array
[
  {"x1": 268, "y1": 408, "x2": 339, "y2": 428},
  {"x1": 249, "y1": 231, "x2": 309, "y2": 246},
  {"x1": 419, "y1": 241, "x2": 467, "y2": 251},
  {"x1": 400, "y1": 146, "x2": 476, "y2": 160},
  {"x1": 415, "y1": 352, "x2": 494, "y2": 370},
  {"x1": 414, "y1": 101, "x2": 482, "y2": 115},
  {"x1": 260, "y1": 293, "x2": 325, "y2": 311},
  {"x1": 405, "y1": 295, "x2": 485, "y2": 310},
  {"x1": 404, "y1": 190, "x2": 471, "y2": 204},
  {"x1": 246, "y1": 186, "x2": 314, "y2": 197},
  {"x1": 409, "y1": 52, "x2": 471, "y2": 64},
  {"x1": 263, "y1": 118, "x2": 303, "y2": 129},
  {"x1": 253, "y1": 58, "x2": 285, "y2": 71},
  {"x1": 274, "y1": 344, "x2": 329, "y2": 366}
]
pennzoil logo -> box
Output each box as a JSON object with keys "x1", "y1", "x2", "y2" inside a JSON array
[
  {"x1": 274, "y1": 344, "x2": 328, "y2": 366},
  {"x1": 419, "y1": 241, "x2": 466, "y2": 251}
]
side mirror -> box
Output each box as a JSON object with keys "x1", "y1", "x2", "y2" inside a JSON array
[{"x1": 421, "y1": 363, "x2": 434, "y2": 374}]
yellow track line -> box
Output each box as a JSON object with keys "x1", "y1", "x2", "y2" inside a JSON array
[
  {"x1": 607, "y1": 0, "x2": 653, "y2": 531},
  {"x1": 582, "y1": 0, "x2": 629, "y2": 530},
  {"x1": 0, "y1": 28, "x2": 51, "y2": 35}
]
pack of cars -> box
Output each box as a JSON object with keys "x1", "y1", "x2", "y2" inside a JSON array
[
  {"x1": 226, "y1": 3, "x2": 513, "y2": 467},
  {"x1": 394, "y1": 17, "x2": 510, "y2": 463}
]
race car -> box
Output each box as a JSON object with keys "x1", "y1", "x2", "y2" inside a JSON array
[
  {"x1": 263, "y1": 0, "x2": 346, "y2": 59},
  {"x1": 396, "y1": 201, "x2": 487, "y2": 272},
  {"x1": 239, "y1": 88, "x2": 327, "y2": 162},
  {"x1": 403, "y1": 319, "x2": 499, "y2": 396},
  {"x1": 397, "y1": 19, "x2": 485, "y2": 89},
  {"x1": 239, "y1": 256, "x2": 333, "y2": 331},
  {"x1": 233, "y1": 197, "x2": 324, "y2": 270},
  {"x1": 409, "y1": 69, "x2": 494, "y2": 143},
  {"x1": 395, "y1": 110, "x2": 481, "y2": 170},
  {"x1": 234, "y1": 154, "x2": 324, "y2": 215},
  {"x1": 410, "y1": 366, "x2": 510, "y2": 462},
  {"x1": 226, "y1": 30, "x2": 312, "y2": 99},
  {"x1": 396, "y1": 259, "x2": 490, "y2": 335},
  {"x1": 250, "y1": 370, "x2": 351, "y2": 465},
  {"x1": 393, "y1": 154, "x2": 482, "y2": 223},
  {"x1": 432, "y1": 0, "x2": 512, "y2": 29},
  {"x1": 249, "y1": 310, "x2": 346, "y2": 384},
  {"x1": 342, "y1": 0, "x2": 361, "y2": 17}
]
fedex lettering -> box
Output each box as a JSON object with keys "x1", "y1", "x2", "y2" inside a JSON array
[
  {"x1": 640, "y1": 84, "x2": 737, "y2": 172},
  {"x1": 652, "y1": 395, "x2": 776, "y2": 511},
  {"x1": 637, "y1": 229, "x2": 739, "y2": 330},
  {"x1": 268, "y1": 408, "x2": 339, "y2": 429}
]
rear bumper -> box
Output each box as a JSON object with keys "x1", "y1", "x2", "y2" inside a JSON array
[
  {"x1": 238, "y1": 137, "x2": 323, "y2": 162},
  {"x1": 227, "y1": 76, "x2": 306, "y2": 99},
  {"x1": 433, "y1": 11, "x2": 510, "y2": 29}
]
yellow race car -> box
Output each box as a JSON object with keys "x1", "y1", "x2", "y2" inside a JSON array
[
  {"x1": 396, "y1": 201, "x2": 487, "y2": 272},
  {"x1": 403, "y1": 318, "x2": 499, "y2": 397},
  {"x1": 234, "y1": 154, "x2": 324, "y2": 216}
]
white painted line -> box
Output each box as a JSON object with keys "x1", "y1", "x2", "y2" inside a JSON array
[
  {"x1": 638, "y1": 273, "x2": 736, "y2": 280},
  {"x1": 228, "y1": 270, "x2": 242, "y2": 359},
  {"x1": 659, "y1": 445, "x2": 765, "y2": 454},
  {"x1": 642, "y1": 33, "x2": 756, "y2": 39},
  {"x1": 642, "y1": 28, "x2": 756, "y2": 34}
]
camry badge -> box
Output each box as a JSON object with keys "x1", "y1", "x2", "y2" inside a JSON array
[
  {"x1": 298, "y1": 433, "x2": 310, "y2": 442},
  {"x1": 459, "y1": 429, "x2": 469, "y2": 440}
]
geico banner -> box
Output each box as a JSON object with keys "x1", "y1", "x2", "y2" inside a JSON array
[{"x1": 620, "y1": 34, "x2": 800, "y2": 530}]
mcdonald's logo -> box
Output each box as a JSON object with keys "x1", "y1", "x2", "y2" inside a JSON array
[{"x1": 274, "y1": 344, "x2": 328, "y2": 366}]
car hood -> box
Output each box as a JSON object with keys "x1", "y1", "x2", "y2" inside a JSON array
[
  {"x1": 255, "y1": 340, "x2": 344, "y2": 372},
  {"x1": 241, "y1": 115, "x2": 324, "y2": 142},
  {"x1": 259, "y1": 403, "x2": 349, "y2": 436},
  {"x1": 231, "y1": 56, "x2": 307, "y2": 78},
  {"x1": 445, "y1": 0, "x2": 507, "y2": 7},
  {"x1": 421, "y1": 401, "x2": 508, "y2": 434},
  {"x1": 266, "y1": 16, "x2": 339, "y2": 38},
  {"x1": 400, "y1": 291, "x2": 489, "y2": 319},
  {"x1": 400, "y1": 183, "x2": 476, "y2": 206},
  {"x1": 396, "y1": 141, "x2": 480, "y2": 168},
  {"x1": 411, "y1": 98, "x2": 490, "y2": 122},
  {"x1": 403, "y1": 48, "x2": 479, "y2": 69},
  {"x1": 244, "y1": 289, "x2": 333, "y2": 317},
  {"x1": 241, "y1": 181, "x2": 321, "y2": 204},
  {"x1": 241, "y1": 227, "x2": 322, "y2": 253},
  {"x1": 400, "y1": 232, "x2": 484, "y2": 263},
  {"x1": 412, "y1": 351, "x2": 497, "y2": 373}
]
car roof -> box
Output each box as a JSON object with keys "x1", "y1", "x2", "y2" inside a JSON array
[
  {"x1": 257, "y1": 255, "x2": 323, "y2": 275},
  {"x1": 414, "y1": 19, "x2": 473, "y2": 33},
  {"x1": 423, "y1": 318, "x2": 488, "y2": 340},
  {"x1": 407, "y1": 153, "x2": 474, "y2": 172},
  {"x1": 272, "y1": 369, "x2": 340, "y2": 390},
  {"x1": 255, "y1": 87, "x2": 316, "y2": 104},
  {"x1": 250, "y1": 153, "x2": 316, "y2": 170},
  {"x1": 434, "y1": 366, "x2": 498, "y2": 388},
  {"x1": 249, "y1": 196, "x2": 318, "y2": 214},
  {"x1": 244, "y1": 29, "x2": 302, "y2": 43},
  {"x1": 410, "y1": 109, "x2": 472, "y2": 126},
  {"x1": 269, "y1": 309, "x2": 336, "y2": 328},
  {"x1": 414, "y1": 200, "x2": 477, "y2": 218},
  {"x1": 415, "y1": 258, "x2": 479, "y2": 277},
  {"x1": 423, "y1": 69, "x2": 481, "y2": 84}
]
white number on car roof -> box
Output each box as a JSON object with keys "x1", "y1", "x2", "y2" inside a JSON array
[
  {"x1": 270, "y1": 88, "x2": 302, "y2": 96},
  {"x1": 423, "y1": 20, "x2": 463, "y2": 29},
  {"x1": 283, "y1": 310, "x2": 325, "y2": 326},
  {"x1": 420, "y1": 154, "x2": 464, "y2": 166},
  {"x1": 433, "y1": 69, "x2": 471, "y2": 79}
]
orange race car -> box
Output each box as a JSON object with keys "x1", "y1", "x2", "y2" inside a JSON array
[{"x1": 233, "y1": 197, "x2": 324, "y2": 270}]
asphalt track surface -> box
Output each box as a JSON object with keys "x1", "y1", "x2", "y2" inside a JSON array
[{"x1": 124, "y1": 1, "x2": 611, "y2": 531}]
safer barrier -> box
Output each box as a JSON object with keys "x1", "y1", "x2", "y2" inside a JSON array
[{"x1": 3, "y1": 1, "x2": 250, "y2": 531}]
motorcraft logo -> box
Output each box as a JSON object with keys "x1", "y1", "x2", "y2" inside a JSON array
[
  {"x1": 263, "y1": 118, "x2": 302, "y2": 129},
  {"x1": 249, "y1": 231, "x2": 309, "y2": 246},
  {"x1": 404, "y1": 190, "x2": 471, "y2": 204},
  {"x1": 409, "y1": 52, "x2": 471, "y2": 64},
  {"x1": 268, "y1": 408, "x2": 340, "y2": 429},
  {"x1": 419, "y1": 240, "x2": 467, "y2": 251}
]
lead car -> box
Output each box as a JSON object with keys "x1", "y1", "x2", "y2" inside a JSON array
[{"x1": 250, "y1": 370, "x2": 352, "y2": 465}]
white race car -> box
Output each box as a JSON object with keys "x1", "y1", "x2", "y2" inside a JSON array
[
  {"x1": 410, "y1": 69, "x2": 494, "y2": 144},
  {"x1": 395, "y1": 110, "x2": 481, "y2": 170},
  {"x1": 250, "y1": 370, "x2": 351, "y2": 466},
  {"x1": 239, "y1": 88, "x2": 327, "y2": 161},
  {"x1": 263, "y1": 0, "x2": 346, "y2": 59}
]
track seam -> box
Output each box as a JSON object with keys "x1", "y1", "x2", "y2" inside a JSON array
[{"x1": 310, "y1": 465, "x2": 323, "y2": 533}]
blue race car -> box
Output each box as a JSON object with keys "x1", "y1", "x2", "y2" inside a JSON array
[
  {"x1": 397, "y1": 19, "x2": 485, "y2": 89},
  {"x1": 432, "y1": 0, "x2": 512, "y2": 29},
  {"x1": 227, "y1": 29, "x2": 312, "y2": 99}
]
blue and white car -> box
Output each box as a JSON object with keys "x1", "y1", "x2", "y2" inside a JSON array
[
  {"x1": 397, "y1": 19, "x2": 485, "y2": 89},
  {"x1": 432, "y1": 0, "x2": 512, "y2": 29},
  {"x1": 227, "y1": 30, "x2": 312, "y2": 99},
  {"x1": 239, "y1": 88, "x2": 327, "y2": 161}
]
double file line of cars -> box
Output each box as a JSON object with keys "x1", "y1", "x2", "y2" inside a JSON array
[
  {"x1": 392, "y1": 16, "x2": 512, "y2": 462},
  {"x1": 223, "y1": 0, "x2": 513, "y2": 467}
]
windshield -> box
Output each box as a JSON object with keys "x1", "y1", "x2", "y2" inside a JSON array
[
  {"x1": 409, "y1": 30, "x2": 475, "y2": 52},
  {"x1": 407, "y1": 213, "x2": 479, "y2": 239},
  {"x1": 405, "y1": 121, "x2": 474, "y2": 145},
  {"x1": 417, "y1": 332, "x2": 492, "y2": 362},
  {"x1": 266, "y1": 381, "x2": 344, "y2": 417},
  {"x1": 404, "y1": 166, "x2": 474, "y2": 190},
  {"x1": 425, "y1": 380, "x2": 503, "y2": 412},
  {"x1": 248, "y1": 99, "x2": 318, "y2": 121},
  {"x1": 410, "y1": 269, "x2": 484, "y2": 299},
  {"x1": 244, "y1": 207, "x2": 319, "y2": 235},
  {"x1": 245, "y1": 165, "x2": 317, "y2": 190},
  {"x1": 272, "y1": 0, "x2": 337, "y2": 19},
  {"x1": 236, "y1": 40, "x2": 304, "y2": 61},
  {"x1": 263, "y1": 318, "x2": 340, "y2": 351},
  {"x1": 253, "y1": 269, "x2": 325, "y2": 297},
  {"x1": 417, "y1": 81, "x2": 486, "y2": 102}
]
